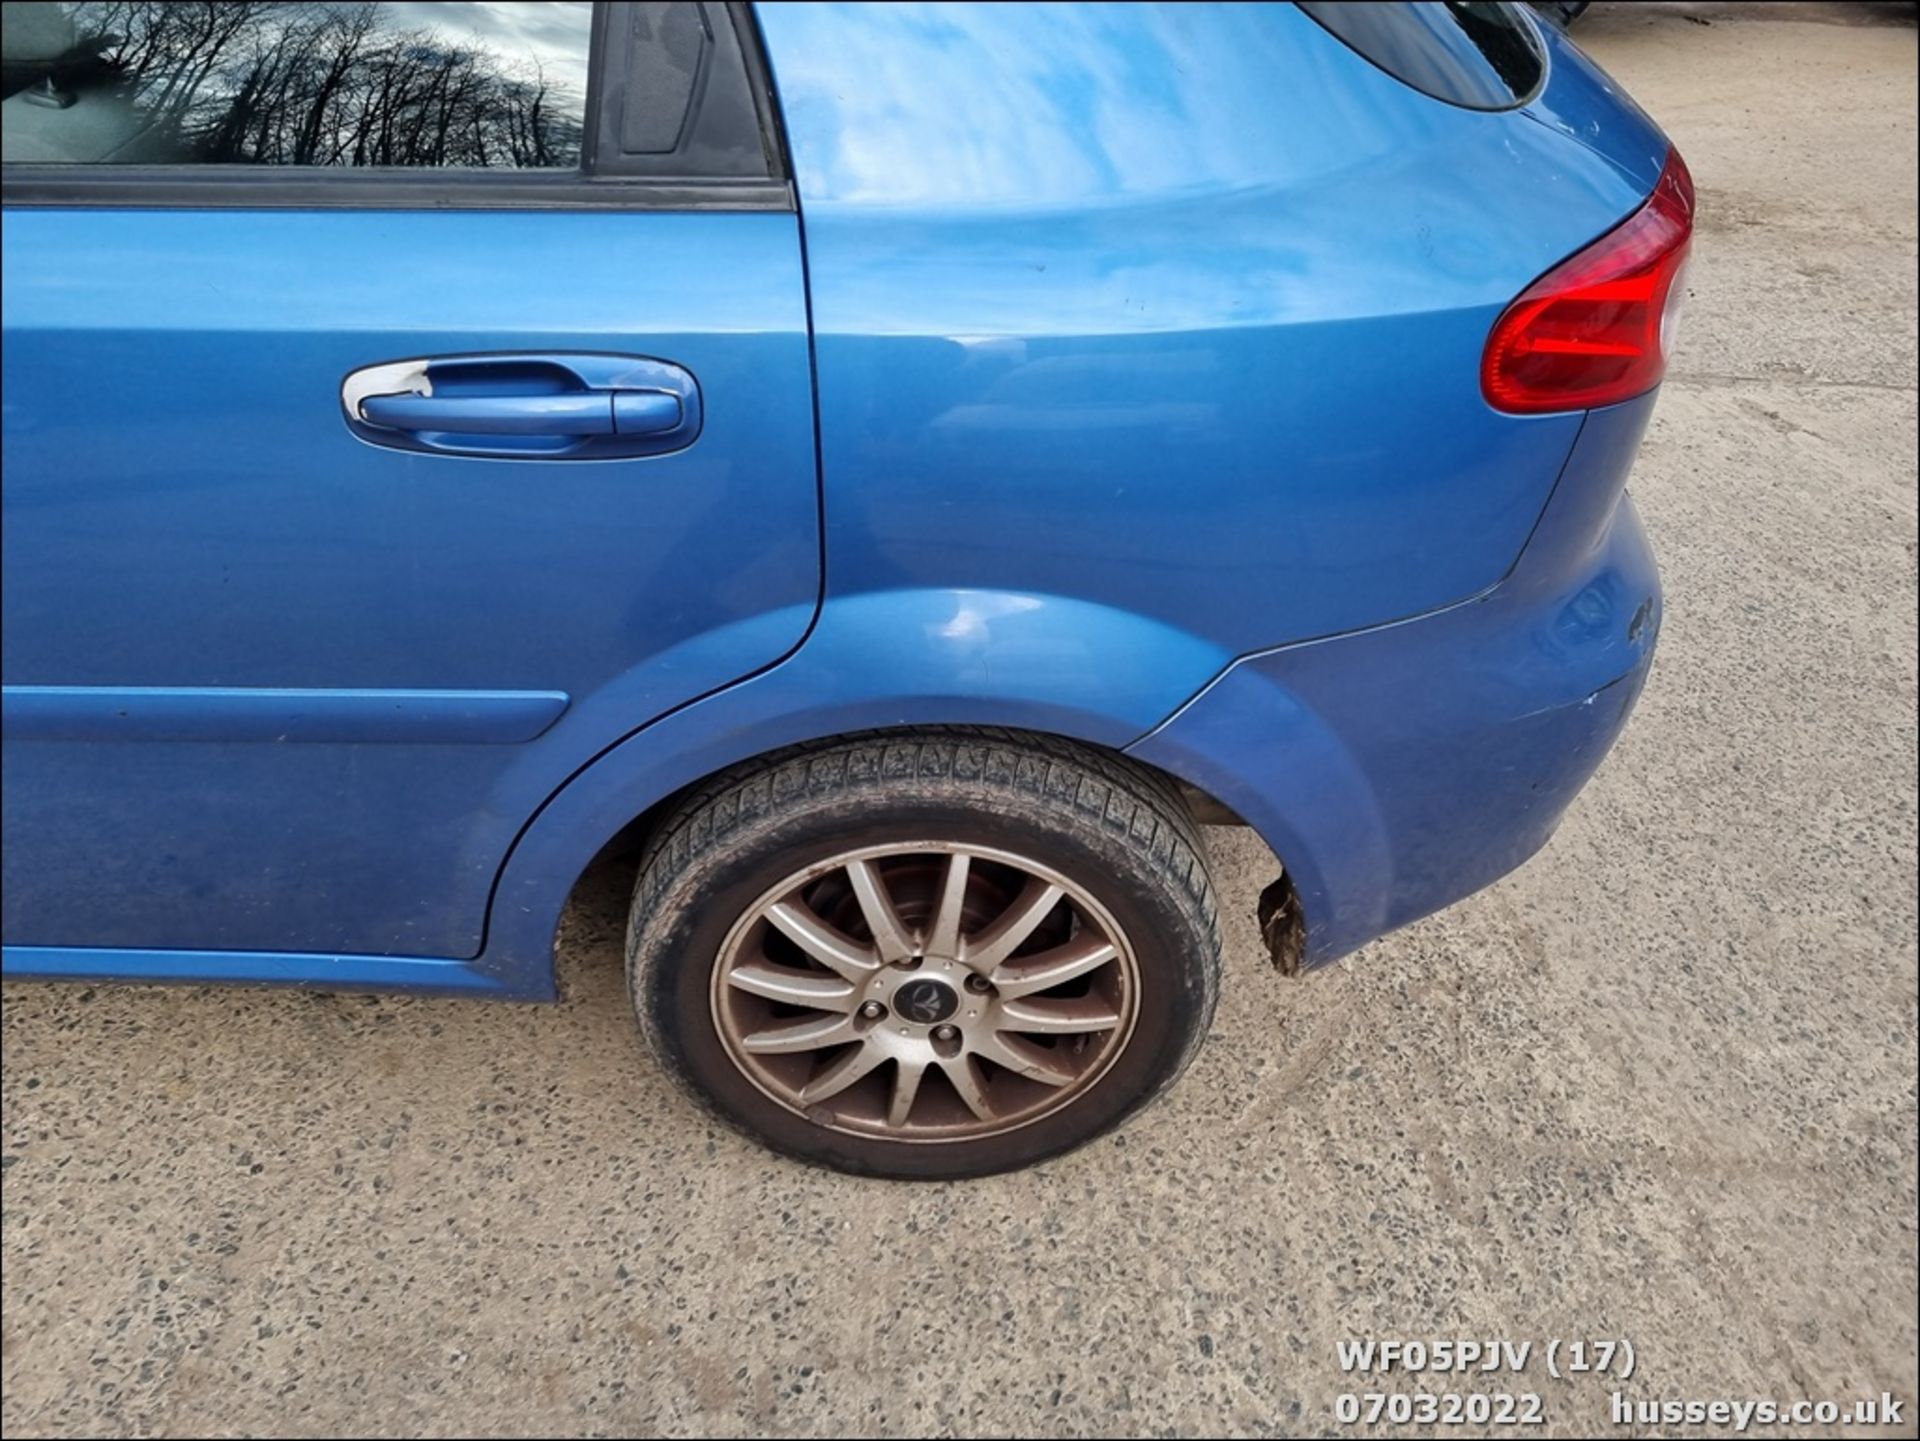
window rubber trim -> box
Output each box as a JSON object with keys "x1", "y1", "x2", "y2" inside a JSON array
[{"x1": 0, "y1": 3, "x2": 793, "y2": 213}]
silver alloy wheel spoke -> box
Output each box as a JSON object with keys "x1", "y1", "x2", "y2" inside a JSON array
[
  {"x1": 995, "y1": 994, "x2": 1122, "y2": 1035},
  {"x1": 845, "y1": 857, "x2": 916, "y2": 965},
  {"x1": 712, "y1": 842, "x2": 1140, "y2": 1142},
  {"x1": 940, "y1": 1055, "x2": 995, "y2": 1121},
  {"x1": 962, "y1": 875, "x2": 1065, "y2": 974},
  {"x1": 801, "y1": 1043, "x2": 890, "y2": 1103},
  {"x1": 887, "y1": 1059, "x2": 929, "y2": 1127},
  {"x1": 765, "y1": 899, "x2": 880, "y2": 981},
  {"x1": 741, "y1": 1012, "x2": 859, "y2": 1054},
  {"x1": 925, "y1": 851, "x2": 971, "y2": 959},
  {"x1": 727, "y1": 963, "x2": 859, "y2": 1011},
  {"x1": 972, "y1": 1031, "x2": 1077, "y2": 1087},
  {"x1": 990, "y1": 934, "x2": 1117, "y2": 1000}
]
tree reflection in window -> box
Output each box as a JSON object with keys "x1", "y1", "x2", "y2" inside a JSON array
[{"x1": 41, "y1": 1, "x2": 590, "y2": 167}]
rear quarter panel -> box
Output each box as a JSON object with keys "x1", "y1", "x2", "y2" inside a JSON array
[{"x1": 757, "y1": 1, "x2": 1664, "y2": 652}]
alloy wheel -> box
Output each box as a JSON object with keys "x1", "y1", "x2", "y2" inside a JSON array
[{"x1": 709, "y1": 842, "x2": 1141, "y2": 1143}]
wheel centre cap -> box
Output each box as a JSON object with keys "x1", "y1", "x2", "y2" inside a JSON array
[{"x1": 893, "y1": 975, "x2": 959, "y2": 1026}]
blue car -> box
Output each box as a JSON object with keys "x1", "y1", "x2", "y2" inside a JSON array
[{"x1": 0, "y1": 1, "x2": 1688, "y2": 1177}]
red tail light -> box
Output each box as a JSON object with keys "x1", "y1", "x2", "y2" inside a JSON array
[{"x1": 1483, "y1": 149, "x2": 1694, "y2": 414}]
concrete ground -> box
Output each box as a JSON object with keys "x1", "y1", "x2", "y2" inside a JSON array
[{"x1": 3, "y1": 5, "x2": 1915, "y2": 1437}]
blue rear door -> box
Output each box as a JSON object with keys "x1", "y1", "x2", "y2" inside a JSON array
[{"x1": 0, "y1": 2, "x2": 816, "y2": 968}]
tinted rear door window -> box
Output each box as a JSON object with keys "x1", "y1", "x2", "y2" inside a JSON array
[
  {"x1": 1296, "y1": 1, "x2": 1546, "y2": 111},
  {"x1": 0, "y1": 1, "x2": 592, "y2": 167}
]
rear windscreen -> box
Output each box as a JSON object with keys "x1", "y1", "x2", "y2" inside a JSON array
[{"x1": 1296, "y1": 2, "x2": 1547, "y2": 111}]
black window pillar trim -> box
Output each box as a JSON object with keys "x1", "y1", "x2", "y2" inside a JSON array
[
  {"x1": 0, "y1": 2, "x2": 794, "y2": 213},
  {"x1": 731, "y1": 0, "x2": 796, "y2": 185}
]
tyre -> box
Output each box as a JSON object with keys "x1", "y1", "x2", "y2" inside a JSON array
[{"x1": 625, "y1": 729, "x2": 1222, "y2": 1179}]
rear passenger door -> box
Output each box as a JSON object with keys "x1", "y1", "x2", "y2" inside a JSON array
[{"x1": 0, "y1": 2, "x2": 817, "y2": 962}]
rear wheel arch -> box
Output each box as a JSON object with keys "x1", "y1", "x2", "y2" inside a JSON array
[
  {"x1": 561, "y1": 723, "x2": 1255, "y2": 938},
  {"x1": 477, "y1": 711, "x2": 1262, "y2": 1000},
  {"x1": 472, "y1": 587, "x2": 1245, "y2": 997}
]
